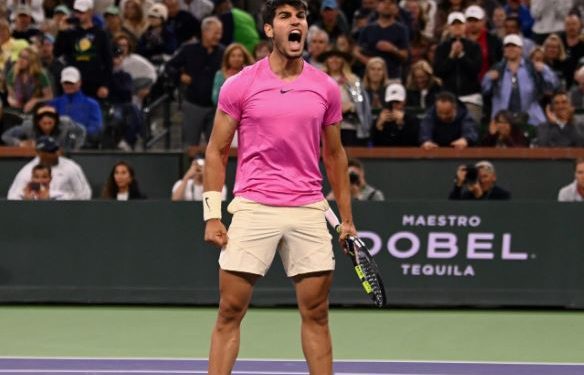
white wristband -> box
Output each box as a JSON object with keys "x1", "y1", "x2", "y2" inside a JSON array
[{"x1": 203, "y1": 191, "x2": 222, "y2": 221}]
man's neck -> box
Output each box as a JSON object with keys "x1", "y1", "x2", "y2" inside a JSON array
[
  {"x1": 268, "y1": 52, "x2": 303, "y2": 81},
  {"x1": 201, "y1": 40, "x2": 215, "y2": 52}
]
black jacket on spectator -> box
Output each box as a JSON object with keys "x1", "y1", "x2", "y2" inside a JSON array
[
  {"x1": 484, "y1": 32, "x2": 503, "y2": 75},
  {"x1": 406, "y1": 84, "x2": 441, "y2": 109},
  {"x1": 136, "y1": 26, "x2": 177, "y2": 61},
  {"x1": 536, "y1": 120, "x2": 584, "y2": 147},
  {"x1": 12, "y1": 28, "x2": 42, "y2": 42},
  {"x1": 108, "y1": 70, "x2": 133, "y2": 104},
  {"x1": 449, "y1": 184, "x2": 511, "y2": 200},
  {"x1": 358, "y1": 21, "x2": 409, "y2": 80},
  {"x1": 54, "y1": 25, "x2": 113, "y2": 97},
  {"x1": 372, "y1": 112, "x2": 420, "y2": 146},
  {"x1": 433, "y1": 37, "x2": 482, "y2": 96},
  {"x1": 419, "y1": 100, "x2": 479, "y2": 146},
  {"x1": 561, "y1": 33, "x2": 584, "y2": 88},
  {"x1": 166, "y1": 42, "x2": 225, "y2": 107},
  {"x1": 167, "y1": 10, "x2": 199, "y2": 45}
]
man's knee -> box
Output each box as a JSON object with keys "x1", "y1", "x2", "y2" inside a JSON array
[
  {"x1": 299, "y1": 298, "x2": 329, "y2": 326},
  {"x1": 216, "y1": 295, "x2": 249, "y2": 326}
]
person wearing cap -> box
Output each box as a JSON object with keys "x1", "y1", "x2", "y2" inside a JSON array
[
  {"x1": 54, "y1": 0, "x2": 113, "y2": 100},
  {"x1": 166, "y1": 16, "x2": 224, "y2": 146},
  {"x1": 7, "y1": 135, "x2": 92, "y2": 200},
  {"x1": 103, "y1": 5, "x2": 135, "y2": 43},
  {"x1": 313, "y1": 0, "x2": 350, "y2": 44},
  {"x1": 2, "y1": 104, "x2": 86, "y2": 150},
  {"x1": 43, "y1": 5, "x2": 71, "y2": 37},
  {"x1": 433, "y1": 11, "x2": 483, "y2": 123},
  {"x1": 50, "y1": 66, "x2": 103, "y2": 147},
  {"x1": 213, "y1": 0, "x2": 260, "y2": 54},
  {"x1": 11, "y1": 5, "x2": 42, "y2": 42},
  {"x1": 482, "y1": 34, "x2": 559, "y2": 127},
  {"x1": 136, "y1": 3, "x2": 177, "y2": 60},
  {"x1": 419, "y1": 90, "x2": 478, "y2": 149},
  {"x1": 372, "y1": 82, "x2": 420, "y2": 146},
  {"x1": 449, "y1": 160, "x2": 511, "y2": 200},
  {"x1": 503, "y1": 15, "x2": 536, "y2": 59},
  {"x1": 355, "y1": 0, "x2": 409, "y2": 81},
  {"x1": 464, "y1": 5, "x2": 502, "y2": 80},
  {"x1": 433, "y1": 0, "x2": 468, "y2": 40},
  {"x1": 171, "y1": 157, "x2": 227, "y2": 201},
  {"x1": 163, "y1": 0, "x2": 199, "y2": 45}
]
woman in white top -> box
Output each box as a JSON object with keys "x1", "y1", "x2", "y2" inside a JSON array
[
  {"x1": 101, "y1": 161, "x2": 147, "y2": 200},
  {"x1": 530, "y1": 0, "x2": 574, "y2": 44}
]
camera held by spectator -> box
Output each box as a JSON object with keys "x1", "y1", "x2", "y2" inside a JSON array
[
  {"x1": 327, "y1": 158, "x2": 385, "y2": 201},
  {"x1": 449, "y1": 161, "x2": 511, "y2": 200}
]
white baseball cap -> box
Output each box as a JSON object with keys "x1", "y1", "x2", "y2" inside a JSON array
[
  {"x1": 465, "y1": 5, "x2": 485, "y2": 20},
  {"x1": 73, "y1": 0, "x2": 93, "y2": 12},
  {"x1": 385, "y1": 83, "x2": 406, "y2": 103},
  {"x1": 447, "y1": 12, "x2": 466, "y2": 25},
  {"x1": 503, "y1": 34, "x2": 523, "y2": 47},
  {"x1": 61, "y1": 66, "x2": 81, "y2": 83},
  {"x1": 148, "y1": 3, "x2": 168, "y2": 21}
]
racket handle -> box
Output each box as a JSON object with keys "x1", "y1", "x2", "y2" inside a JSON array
[{"x1": 324, "y1": 208, "x2": 341, "y2": 234}]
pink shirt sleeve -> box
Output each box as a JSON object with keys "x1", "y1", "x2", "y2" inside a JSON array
[
  {"x1": 217, "y1": 74, "x2": 246, "y2": 122},
  {"x1": 322, "y1": 77, "x2": 343, "y2": 127}
]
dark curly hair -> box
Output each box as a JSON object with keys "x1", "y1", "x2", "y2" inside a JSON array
[{"x1": 262, "y1": 0, "x2": 308, "y2": 26}]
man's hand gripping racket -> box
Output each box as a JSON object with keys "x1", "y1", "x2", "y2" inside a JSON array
[{"x1": 325, "y1": 209, "x2": 387, "y2": 308}]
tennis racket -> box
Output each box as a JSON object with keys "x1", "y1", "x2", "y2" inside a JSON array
[{"x1": 324, "y1": 209, "x2": 387, "y2": 308}]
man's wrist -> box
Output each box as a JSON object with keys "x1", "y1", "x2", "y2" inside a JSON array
[{"x1": 202, "y1": 191, "x2": 222, "y2": 221}]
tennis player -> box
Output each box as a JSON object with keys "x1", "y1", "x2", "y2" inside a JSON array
[{"x1": 202, "y1": 1, "x2": 356, "y2": 374}]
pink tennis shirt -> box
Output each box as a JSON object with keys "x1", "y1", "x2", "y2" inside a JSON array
[{"x1": 218, "y1": 57, "x2": 342, "y2": 206}]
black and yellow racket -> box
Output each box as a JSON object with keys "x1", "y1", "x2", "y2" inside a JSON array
[{"x1": 325, "y1": 209, "x2": 387, "y2": 308}]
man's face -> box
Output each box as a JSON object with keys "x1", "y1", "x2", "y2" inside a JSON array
[
  {"x1": 552, "y1": 94, "x2": 573, "y2": 118},
  {"x1": 202, "y1": 22, "x2": 223, "y2": 47},
  {"x1": 74, "y1": 10, "x2": 92, "y2": 24},
  {"x1": 32, "y1": 169, "x2": 51, "y2": 186},
  {"x1": 504, "y1": 20, "x2": 520, "y2": 35},
  {"x1": 62, "y1": 81, "x2": 81, "y2": 94},
  {"x1": 264, "y1": 4, "x2": 308, "y2": 59},
  {"x1": 377, "y1": 0, "x2": 394, "y2": 18},
  {"x1": 565, "y1": 15, "x2": 582, "y2": 36},
  {"x1": 321, "y1": 8, "x2": 337, "y2": 24},
  {"x1": 436, "y1": 100, "x2": 456, "y2": 123},
  {"x1": 15, "y1": 14, "x2": 32, "y2": 29},
  {"x1": 41, "y1": 40, "x2": 54, "y2": 59},
  {"x1": 478, "y1": 168, "x2": 496, "y2": 192},
  {"x1": 38, "y1": 151, "x2": 59, "y2": 166},
  {"x1": 308, "y1": 33, "x2": 328, "y2": 56},
  {"x1": 466, "y1": 17, "x2": 483, "y2": 34},
  {"x1": 503, "y1": 44, "x2": 522, "y2": 60},
  {"x1": 576, "y1": 162, "x2": 584, "y2": 188}
]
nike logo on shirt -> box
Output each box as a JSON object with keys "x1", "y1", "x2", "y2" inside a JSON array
[{"x1": 280, "y1": 89, "x2": 292, "y2": 94}]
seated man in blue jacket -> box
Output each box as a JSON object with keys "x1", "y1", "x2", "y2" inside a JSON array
[
  {"x1": 419, "y1": 91, "x2": 479, "y2": 149},
  {"x1": 50, "y1": 66, "x2": 102, "y2": 148}
]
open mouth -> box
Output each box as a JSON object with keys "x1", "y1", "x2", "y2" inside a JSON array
[{"x1": 288, "y1": 30, "x2": 302, "y2": 43}]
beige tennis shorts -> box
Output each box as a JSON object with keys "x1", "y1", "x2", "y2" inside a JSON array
[{"x1": 218, "y1": 197, "x2": 335, "y2": 277}]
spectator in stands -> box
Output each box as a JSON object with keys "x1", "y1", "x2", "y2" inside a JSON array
[
  {"x1": 504, "y1": 0, "x2": 534, "y2": 39},
  {"x1": 13, "y1": 164, "x2": 67, "y2": 200},
  {"x1": 561, "y1": 13, "x2": 584, "y2": 89},
  {"x1": 504, "y1": 16, "x2": 535, "y2": 59},
  {"x1": 11, "y1": 5, "x2": 42, "y2": 42},
  {"x1": 465, "y1": 5, "x2": 502, "y2": 81},
  {"x1": 482, "y1": 34, "x2": 559, "y2": 127},
  {"x1": 136, "y1": 3, "x2": 177, "y2": 61},
  {"x1": 179, "y1": 0, "x2": 214, "y2": 22},
  {"x1": 314, "y1": 0, "x2": 350, "y2": 44},
  {"x1": 114, "y1": 33, "x2": 157, "y2": 106},
  {"x1": 449, "y1": 161, "x2": 511, "y2": 200},
  {"x1": 355, "y1": 0, "x2": 409, "y2": 81},
  {"x1": 405, "y1": 59, "x2": 442, "y2": 110},
  {"x1": 50, "y1": 66, "x2": 103, "y2": 147},
  {"x1": 213, "y1": 0, "x2": 260, "y2": 54},
  {"x1": 335, "y1": 33, "x2": 363, "y2": 76},
  {"x1": 320, "y1": 47, "x2": 371, "y2": 146},
  {"x1": 253, "y1": 40, "x2": 271, "y2": 60},
  {"x1": 104, "y1": 6, "x2": 135, "y2": 44},
  {"x1": 536, "y1": 91, "x2": 584, "y2": 147},
  {"x1": 351, "y1": 2, "x2": 374, "y2": 41},
  {"x1": 372, "y1": 83, "x2": 420, "y2": 146},
  {"x1": 543, "y1": 34, "x2": 569, "y2": 89},
  {"x1": 7, "y1": 0, "x2": 45, "y2": 23},
  {"x1": 7, "y1": 135, "x2": 92, "y2": 200},
  {"x1": 42, "y1": 5, "x2": 71, "y2": 37},
  {"x1": 491, "y1": 6, "x2": 507, "y2": 39},
  {"x1": 6, "y1": 46, "x2": 53, "y2": 113},
  {"x1": 2, "y1": 104, "x2": 86, "y2": 150},
  {"x1": 38, "y1": 33, "x2": 65, "y2": 96},
  {"x1": 326, "y1": 158, "x2": 385, "y2": 201},
  {"x1": 102, "y1": 47, "x2": 143, "y2": 150},
  {"x1": 433, "y1": 12, "x2": 483, "y2": 123},
  {"x1": 166, "y1": 16, "x2": 224, "y2": 146},
  {"x1": 54, "y1": 0, "x2": 113, "y2": 100},
  {"x1": 164, "y1": 0, "x2": 199, "y2": 45},
  {"x1": 530, "y1": 0, "x2": 573, "y2": 45},
  {"x1": 569, "y1": 65, "x2": 584, "y2": 113},
  {"x1": 558, "y1": 158, "x2": 584, "y2": 202},
  {"x1": 172, "y1": 157, "x2": 227, "y2": 201},
  {"x1": 101, "y1": 161, "x2": 147, "y2": 200},
  {"x1": 212, "y1": 42, "x2": 254, "y2": 105},
  {"x1": 419, "y1": 91, "x2": 478, "y2": 149},
  {"x1": 480, "y1": 110, "x2": 529, "y2": 148},
  {"x1": 304, "y1": 26, "x2": 329, "y2": 68},
  {"x1": 0, "y1": 19, "x2": 29, "y2": 89},
  {"x1": 434, "y1": 0, "x2": 469, "y2": 40},
  {"x1": 122, "y1": 0, "x2": 148, "y2": 40},
  {"x1": 363, "y1": 57, "x2": 390, "y2": 126}
]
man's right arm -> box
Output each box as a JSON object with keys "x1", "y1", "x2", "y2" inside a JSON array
[{"x1": 203, "y1": 109, "x2": 238, "y2": 248}]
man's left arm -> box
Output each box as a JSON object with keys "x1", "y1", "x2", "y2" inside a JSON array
[{"x1": 322, "y1": 124, "x2": 356, "y2": 238}]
